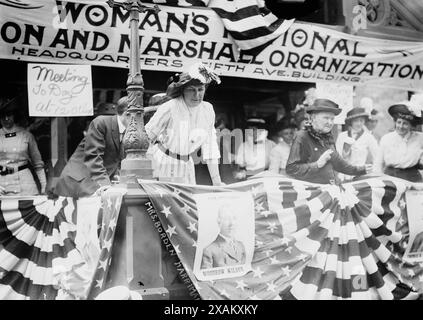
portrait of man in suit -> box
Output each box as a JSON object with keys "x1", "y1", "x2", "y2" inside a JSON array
[
  {"x1": 200, "y1": 204, "x2": 246, "y2": 269},
  {"x1": 52, "y1": 96, "x2": 129, "y2": 198},
  {"x1": 410, "y1": 231, "x2": 423, "y2": 253}
]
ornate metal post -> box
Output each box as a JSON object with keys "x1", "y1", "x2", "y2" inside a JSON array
[
  {"x1": 104, "y1": 1, "x2": 172, "y2": 300},
  {"x1": 107, "y1": 0, "x2": 159, "y2": 183}
]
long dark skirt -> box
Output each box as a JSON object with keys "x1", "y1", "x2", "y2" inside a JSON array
[{"x1": 384, "y1": 166, "x2": 423, "y2": 183}]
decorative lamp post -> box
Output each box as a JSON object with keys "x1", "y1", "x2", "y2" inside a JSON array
[{"x1": 106, "y1": 0, "x2": 159, "y2": 183}]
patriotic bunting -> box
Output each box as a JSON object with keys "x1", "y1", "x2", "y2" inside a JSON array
[
  {"x1": 146, "y1": 0, "x2": 294, "y2": 53},
  {"x1": 0, "y1": 190, "x2": 124, "y2": 300},
  {"x1": 1, "y1": 177, "x2": 422, "y2": 300},
  {"x1": 141, "y1": 176, "x2": 423, "y2": 300}
]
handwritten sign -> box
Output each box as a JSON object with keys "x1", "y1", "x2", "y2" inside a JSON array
[
  {"x1": 316, "y1": 82, "x2": 354, "y2": 124},
  {"x1": 27, "y1": 63, "x2": 93, "y2": 117}
]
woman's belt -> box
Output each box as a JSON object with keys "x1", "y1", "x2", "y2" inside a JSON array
[
  {"x1": 0, "y1": 164, "x2": 30, "y2": 176},
  {"x1": 386, "y1": 165, "x2": 419, "y2": 172},
  {"x1": 157, "y1": 143, "x2": 191, "y2": 162}
]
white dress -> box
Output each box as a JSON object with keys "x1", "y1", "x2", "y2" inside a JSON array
[
  {"x1": 268, "y1": 140, "x2": 291, "y2": 174},
  {"x1": 145, "y1": 96, "x2": 220, "y2": 184},
  {"x1": 335, "y1": 129, "x2": 379, "y2": 181}
]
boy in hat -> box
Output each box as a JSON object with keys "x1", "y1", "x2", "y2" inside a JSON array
[{"x1": 286, "y1": 99, "x2": 372, "y2": 184}]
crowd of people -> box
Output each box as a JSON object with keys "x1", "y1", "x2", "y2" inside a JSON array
[{"x1": 1, "y1": 62, "x2": 423, "y2": 198}]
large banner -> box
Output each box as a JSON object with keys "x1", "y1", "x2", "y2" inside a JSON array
[{"x1": 1, "y1": 1, "x2": 423, "y2": 91}]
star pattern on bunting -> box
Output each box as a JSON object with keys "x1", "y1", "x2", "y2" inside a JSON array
[
  {"x1": 266, "y1": 282, "x2": 277, "y2": 292},
  {"x1": 133, "y1": 178, "x2": 422, "y2": 301},
  {"x1": 269, "y1": 256, "x2": 280, "y2": 265},
  {"x1": 281, "y1": 266, "x2": 291, "y2": 277},
  {"x1": 219, "y1": 288, "x2": 231, "y2": 299},
  {"x1": 86, "y1": 190, "x2": 126, "y2": 300},
  {"x1": 253, "y1": 267, "x2": 264, "y2": 278},
  {"x1": 187, "y1": 221, "x2": 197, "y2": 233},
  {"x1": 267, "y1": 222, "x2": 277, "y2": 233},
  {"x1": 161, "y1": 205, "x2": 173, "y2": 218},
  {"x1": 236, "y1": 280, "x2": 247, "y2": 291},
  {"x1": 166, "y1": 225, "x2": 177, "y2": 238}
]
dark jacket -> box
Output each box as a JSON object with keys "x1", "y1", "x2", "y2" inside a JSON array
[
  {"x1": 286, "y1": 129, "x2": 366, "y2": 184},
  {"x1": 53, "y1": 115, "x2": 123, "y2": 198},
  {"x1": 200, "y1": 235, "x2": 246, "y2": 269}
]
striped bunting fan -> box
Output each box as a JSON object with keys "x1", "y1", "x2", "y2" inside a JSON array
[
  {"x1": 0, "y1": 190, "x2": 125, "y2": 300},
  {"x1": 146, "y1": 0, "x2": 294, "y2": 54},
  {"x1": 140, "y1": 176, "x2": 423, "y2": 300}
]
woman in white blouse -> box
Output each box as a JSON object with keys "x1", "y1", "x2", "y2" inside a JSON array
[
  {"x1": 335, "y1": 107, "x2": 379, "y2": 182},
  {"x1": 145, "y1": 63, "x2": 223, "y2": 185},
  {"x1": 374, "y1": 102, "x2": 423, "y2": 182}
]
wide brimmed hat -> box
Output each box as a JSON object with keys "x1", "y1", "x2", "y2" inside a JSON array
[
  {"x1": 166, "y1": 62, "x2": 221, "y2": 98},
  {"x1": 345, "y1": 107, "x2": 369, "y2": 123},
  {"x1": 246, "y1": 118, "x2": 267, "y2": 129},
  {"x1": 305, "y1": 98, "x2": 341, "y2": 115},
  {"x1": 0, "y1": 96, "x2": 19, "y2": 115},
  {"x1": 388, "y1": 102, "x2": 421, "y2": 124}
]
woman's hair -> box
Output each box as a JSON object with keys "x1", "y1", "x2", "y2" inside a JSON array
[{"x1": 393, "y1": 115, "x2": 414, "y2": 127}]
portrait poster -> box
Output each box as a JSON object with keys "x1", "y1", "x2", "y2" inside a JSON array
[
  {"x1": 192, "y1": 192, "x2": 255, "y2": 281},
  {"x1": 404, "y1": 190, "x2": 423, "y2": 263},
  {"x1": 27, "y1": 63, "x2": 93, "y2": 117}
]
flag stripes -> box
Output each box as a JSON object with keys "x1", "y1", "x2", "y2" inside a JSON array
[
  {"x1": 140, "y1": 176, "x2": 423, "y2": 300},
  {"x1": 0, "y1": 195, "x2": 105, "y2": 300},
  {"x1": 145, "y1": 0, "x2": 294, "y2": 53}
]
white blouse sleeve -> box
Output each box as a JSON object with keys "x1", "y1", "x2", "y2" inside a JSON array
[
  {"x1": 367, "y1": 133, "x2": 380, "y2": 165},
  {"x1": 200, "y1": 103, "x2": 220, "y2": 161},
  {"x1": 335, "y1": 132, "x2": 344, "y2": 154},
  {"x1": 373, "y1": 135, "x2": 386, "y2": 174},
  {"x1": 144, "y1": 101, "x2": 172, "y2": 142}
]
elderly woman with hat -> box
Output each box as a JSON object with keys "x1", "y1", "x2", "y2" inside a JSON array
[
  {"x1": 0, "y1": 97, "x2": 46, "y2": 195},
  {"x1": 234, "y1": 117, "x2": 276, "y2": 180},
  {"x1": 145, "y1": 63, "x2": 223, "y2": 185},
  {"x1": 286, "y1": 99, "x2": 371, "y2": 184},
  {"x1": 335, "y1": 107, "x2": 379, "y2": 182},
  {"x1": 374, "y1": 101, "x2": 423, "y2": 182}
]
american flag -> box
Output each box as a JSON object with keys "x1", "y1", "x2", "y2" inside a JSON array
[
  {"x1": 140, "y1": 176, "x2": 423, "y2": 300},
  {"x1": 0, "y1": 196, "x2": 91, "y2": 300},
  {"x1": 0, "y1": 190, "x2": 124, "y2": 300},
  {"x1": 146, "y1": 0, "x2": 294, "y2": 54},
  {"x1": 86, "y1": 188, "x2": 126, "y2": 300}
]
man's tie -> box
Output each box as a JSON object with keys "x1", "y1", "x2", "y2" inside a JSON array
[{"x1": 119, "y1": 131, "x2": 126, "y2": 159}]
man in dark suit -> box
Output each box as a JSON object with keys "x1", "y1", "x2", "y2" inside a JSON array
[
  {"x1": 410, "y1": 231, "x2": 423, "y2": 253},
  {"x1": 200, "y1": 205, "x2": 246, "y2": 269},
  {"x1": 52, "y1": 97, "x2": 129, "y2": 198}
]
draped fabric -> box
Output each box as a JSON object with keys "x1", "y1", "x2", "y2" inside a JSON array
[
  {"x1": 1, "y1": 178, "x2": 422, "y2": 300},
  {"x1": 0, "y1": 190, "x2": 124, "y2": 300},
  {"x1": 141, "y1": 176, "x2": 423, "y2": 300},
  {"x1": 146, "y1": 0, "x2": 294, "y2": 53}
]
